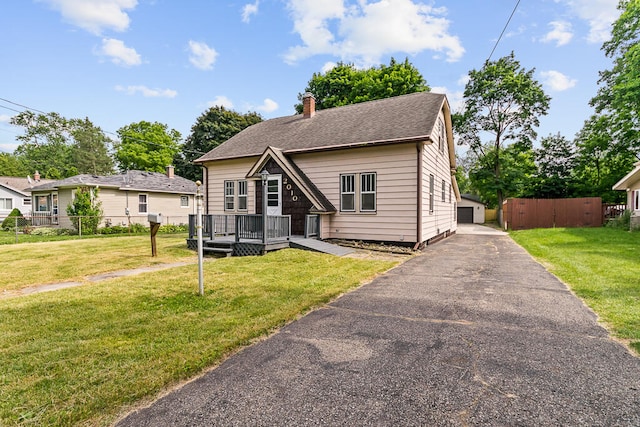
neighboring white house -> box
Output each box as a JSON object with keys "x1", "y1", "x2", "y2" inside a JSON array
[
  {"x1": 29, "y1": 166, "x2": 197, "y2": 228},
  {"x1": 0, "y1": 173, "x2": 54, "y2": 220},
  {"x1": 457, "y1": 194, "x2": 486, "y2": 224},
  {"x1": 612, "y1": 160, "x2": 640, "y2": 228},
  {"x1": 195, "y1": 92, "x2": 460, "y2": 247}
]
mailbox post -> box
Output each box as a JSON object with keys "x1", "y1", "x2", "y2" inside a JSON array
[{"x1": 148, "y1": 213, "x2": 162, "y2": 257}]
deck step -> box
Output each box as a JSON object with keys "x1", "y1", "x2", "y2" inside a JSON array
[{"x1": 289, "y1": 238, "x2": 354, "y2": 256}]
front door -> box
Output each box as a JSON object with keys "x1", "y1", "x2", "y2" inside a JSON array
[{"x1": 266, "y1": 174, "x2": 282, "y2": 216}]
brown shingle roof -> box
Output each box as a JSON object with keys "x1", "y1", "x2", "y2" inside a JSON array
[{"x1": 195, "y1": 92, "x2": 446, "y2": 162}]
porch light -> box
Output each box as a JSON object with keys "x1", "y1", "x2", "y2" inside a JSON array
[{"x1": 260, "y1": 169, "x2": 269, "y2": 183}]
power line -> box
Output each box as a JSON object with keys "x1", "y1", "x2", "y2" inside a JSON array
[
  {"x1": 0, "y1": 97, "x2": 47, "y2": 115},
  {"x1": 487, "y1": 0, "x2": 522, "y2": 62},
  {"x1": 0, "y1": 104, "x2": 23, "y2": 114}
]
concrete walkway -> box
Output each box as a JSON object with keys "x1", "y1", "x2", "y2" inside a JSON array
[{"x1": 116, "y1": 232, "x2": 640, "y2": 426}]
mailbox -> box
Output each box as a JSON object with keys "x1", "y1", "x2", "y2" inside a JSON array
[{"x1": 148, "y1": 213, "x2": 163, "y2": 224}]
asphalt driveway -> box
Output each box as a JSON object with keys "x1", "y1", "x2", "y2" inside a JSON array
[{"x1": 117, "y1": 227, "x2": 640, "y2": 426}]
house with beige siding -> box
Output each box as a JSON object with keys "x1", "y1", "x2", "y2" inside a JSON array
[
  {"x1": 29, "y1": 166, "x2": 196, "y2": 228},
  {"x1": 195, "y1": 92, "x2": 460, "y2": 247},
  {"x1": 613, "y1": 161, "x2": 640, "y2": 228}
]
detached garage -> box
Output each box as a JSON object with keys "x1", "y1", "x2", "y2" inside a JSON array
[{"x1": 457, "y1": 194, "x2": 485, "y2": 224}]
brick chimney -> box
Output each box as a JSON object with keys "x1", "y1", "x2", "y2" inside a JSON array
[
  {"x1": 166, "y1": 165, "x2": 175, "y2": 179},
  {"x1": 34, "y1": 171, "x2": 40, "y2": 182},
  {"x1": 303, "y1": 92, "x2": 315, "y2": 118}
]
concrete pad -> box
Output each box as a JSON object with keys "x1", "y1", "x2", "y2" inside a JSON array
[{"x1": 117, "y1": 233, "x2": 640, "y2": 426}]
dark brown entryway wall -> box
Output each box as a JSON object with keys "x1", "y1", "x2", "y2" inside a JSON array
[
  {"x1": 503, "y1": 197, "x2": 602, "y2": 230},
  {"x1": 255, "y1": 159, "x2": 314, "y2": 235}
]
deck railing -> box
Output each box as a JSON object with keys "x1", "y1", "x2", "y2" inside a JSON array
[
  {"x1": 235, "y1": 214, "x2": 291, "y2": 242},
  {"x1": 304, "y1": 214, "x2": 320, "y2": 238},
  {"x1": 188, "y1": 214, "x2": 236, "y2": 239}
]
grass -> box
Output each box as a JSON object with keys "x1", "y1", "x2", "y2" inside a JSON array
[
  {"x1": 509, "y1": 227, "x2": 640, "y2": 354},
  {"x1": 0, "y1": 245, "x2": 396, "y2": 426},
  {"x1": 0, "y1": 234, "x2": 195, "y2": 291},
  {"x1": 0, "y1": 230, "x2": 149, "y2": 245}
]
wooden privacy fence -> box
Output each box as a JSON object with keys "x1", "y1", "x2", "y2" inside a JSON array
[{"x1": 503, "y1": 197, "x2": 603, "y2": 230}]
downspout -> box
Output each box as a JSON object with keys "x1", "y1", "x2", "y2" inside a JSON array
[{"x1": 415, "y1": 141, "x2": 423, "y2": 249}]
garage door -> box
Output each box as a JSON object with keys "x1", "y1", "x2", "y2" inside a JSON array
[{"x1": 457, "y1": 207, "x2": 474, "y2": 224}]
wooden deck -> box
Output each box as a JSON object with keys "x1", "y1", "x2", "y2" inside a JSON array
[{"x1": 186, "y1": 235, "x2": 353, "y2": 257}]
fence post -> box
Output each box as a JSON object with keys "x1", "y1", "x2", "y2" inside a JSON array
[
  {"x1": 79, "y1": 216, "x2": 82, "y2": 237},
  {"x1": 15, "y1": 216, "x2": 19, "y2": 244}
]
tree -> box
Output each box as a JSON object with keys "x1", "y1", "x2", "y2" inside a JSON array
[
  {"x1": 11, "y1": 111, "x2": 76, "y2": 178},
  {"x1": 530, "y1": 133, "x2": 578, "y2": 198},
  {"x1": 66, "y1": 187, "x2": 103, "y2": 235},
  {"x1": 454, "y1": 52, "x2": 551, "y2": 222},
  {"x1": 0, "y1": 153, "x2": 28, "y2": 176},
  {"x1": 591, "y1": 0, "x2": 640, "y2": 158},
  {"x1": 294, "y1": 57, "x2": 429, "y2": 113},
  {"x1": 175, "y1": 107, "x2": 262, "y2": 181},
  {"x1": 115, "y1": 121, "x2": 181, "y2": 173},
  {"x1": 69, "y1": 117, "x2": 114, "y2": 175}
]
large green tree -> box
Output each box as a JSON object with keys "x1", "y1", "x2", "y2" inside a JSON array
[
  {"x1": 454, "y1": 52, "x2": 551, "y2": 222},
  {"x1": 115, "y1": 121, "x2": 181, "y2": 173},
  {"x1": 69, "y1": 118, "x2": 114, "y2": 175},
  {"x1": 175, "y1": 107, "x2": 262, "y2": 181},
  {"x1": 530, "y1": 133, "x2": 578, "y2": 198},
  {"x1": 294, "y1": 57, "x2": 429, "y2": 113},
  {"x1": 0, "y1": 153, "x2": 28, "y2": 177}
]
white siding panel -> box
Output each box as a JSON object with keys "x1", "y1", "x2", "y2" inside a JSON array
[
  {"x1": 293, "y1": 143, "x2": 418, "y2": 243},
  {"x1": 204, "y1": 157, "x2": 259, "y2": 214}
]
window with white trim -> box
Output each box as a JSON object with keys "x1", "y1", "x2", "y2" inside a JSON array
[
  {"x1": 429, "y1": 174, "x2": 434, "y2": 214},
  {"x1": 441, "y1": 180, "x2": 446, "y2": 202},
  {"x1": 340, "y1": 174, "x2": 355, "y2": 212},
  {"x1": 0, "y1": 198, "x2": 12, "y2": 210},
  {"x1": 438, "y1": 118, "x2": 445, "y2": 153},
  {"x1": 449, "y1": 184, "x2": 452, "y2": 203},
  {"x1": 138, "y1": 194, "x2": 148, "y2": 213},
  {"x1": 634, "y1": 190, "x2": 640, "y2": 211},
  {"x1": 238, "y1": 180, "x2": 248, "y2": 211},
  {"x1": 23, "y1": 198, "x2": 31, "y2": 206},
  {"x1": 224, "y1": 181, "x2": 235, "y2": 211},
  {"x1": 360, "y1": 173, "x2": 376, "y2": 212},
  {"x1": 180, "y1": 195, "x2": 189, "y2": 207}
]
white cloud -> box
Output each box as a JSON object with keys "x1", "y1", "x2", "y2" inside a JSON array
[
  {"x1": 430, "y1": 86, "x2": 464, "y2": 113},
  {"x1": 540, "y1": 21, "x2": 573, "y2": 46},
  {"x1": 255, "y1": 98, "x2": 279, "y2": 113},
  {"x1": 242, "y1": 1, "x2": 260, "y2": 23},
  {"x1": 560, "y1": 0, "x2": 620, "y2": 43},
  {"x1": 207, "y1": 96, "x2": 234, "y2": 109},
  {"x1": 321, "y1": 61, "x2": 337, "y2": 73},
  {"x1": 115, "y1": 85, "x2": 177, "y2": 98},
  {"x1": 0, "y1": 114, "x2": 11, "y2": 124},
  {"x1": 284, "y1": 0, "x2": 464, "y2": 66},
  {"x1": 540, "y1": 70, "x2": 577, "y2": 91},
  {"x1": 188, "y1": 41, "x2": 218, "y2": 70},
  {"x1": 98, "y1": 38, "x2": 141, "y2": 66},
  {"x1": 39, "y1": 0, "x2": 137, "y2": 35}
]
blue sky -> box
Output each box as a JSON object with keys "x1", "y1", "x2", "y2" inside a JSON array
[{"x1": 0, "y1": 0, "x2": 621, "y2": 156}]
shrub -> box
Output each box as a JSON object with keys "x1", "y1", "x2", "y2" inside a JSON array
[
  {"x1": 606, "y1": 209, "x2": 631, "y2": 229},
  {"x1": 30, "y1": 227, "x2": 60, "y2": 236},
  {"x1": 66, "y1": 187, "x2": 103, "y2": 235},
  {"x1": 158, "y1": 224, "x2": 187, "y2": 233},
  {"x1": 1, "y1": 208, "x2": 23, "y2": 230}
]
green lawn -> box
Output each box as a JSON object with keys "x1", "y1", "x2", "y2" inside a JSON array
[
  {"x1": 510, "y1": 227, "x2": 640, "y2": 354},
  {"x1": 0, "y1": 243, "x2": 396, "y2": 426}
]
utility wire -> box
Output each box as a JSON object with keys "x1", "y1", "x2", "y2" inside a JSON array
[{"x1": 487, "y1": 0, "x2": 522, "y2": 62}]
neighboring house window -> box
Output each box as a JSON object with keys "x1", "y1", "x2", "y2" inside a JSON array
[
  {"x1": 238, "y1": 180, "x2": 248, "y2": 211},
  {"x1": 360, "y1": 173, "x2": 376, "y2": 212},
  {"x1": 441, "y1": 180, "x2": 446, "y2": 202},
  {"x1": 138, "y1": 194, "x2": 148, "y2": 213},
  {"x1": 340, "y1": 174, "x2": 355, "y2": 212},
  {"x1": 0, "y1": 198, "x2": 12, "y2": 210},
  {"x1": 23, "y1": 198, "x2": 31, "y2": 206},
  {"x1": 180, "y1": 195, "x2": 189, "y2": 207},
  {"x1": 224, "y1": 181, "x2": 235, "y2": 211},
  {"x1": 429, "y1": 174, "x2": 434, "y2": 214},
  {"x1": 634, "y1": 190, "x2": 640, "y2": 211}
]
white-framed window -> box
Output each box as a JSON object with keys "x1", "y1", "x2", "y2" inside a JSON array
[
  {"x1": 441, "y1": 180, "x2": 446, "y2": 202},
  {"x1": 180, "y1": 195, "x2": 189, "y2": 207},
  {"x1": 449, "y1": 184, "x2": 452, "y2": 203},
  {"x1": 224, "y1": 181, "x2": 235, "y2": 211},
  {"x1": 340, "y1": 174, "x2": 355, "y2": 212},
  {"x1": 634, "y1": 190, "x2": 640, "y2": 211},
  {"x1": 0, "y1": 198, "x2": 12, "y2": 210},
  {"x1": 238, "y1": 180, "x2": 248, "y2": 211},
  {"x1": 138, "y1": 194, "x2": 148, "y2": 213},
  {"x1": 438, "y1": 118, "x2": 445, "y2": 153},
  {"x1": 429, "y1": 174, "x2": 434, "y2": 214},
  {"x1": 23, "y1": 198, "x2": 31, "y2": 206},
  {"x1": 360, "y1": 172, "x2": 376, "y2": 212}
]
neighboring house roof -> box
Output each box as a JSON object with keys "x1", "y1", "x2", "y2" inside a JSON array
[
  {"x1": 0, "y1": 176, "x2": 55, "y2": 196},
  {"x1": 30, "y1": 170, "x2": 197, "y2": 194},
  {"x1": 612, "y1": 161, "x2": 640, "y2": 190},
  {"x1": 195, "y1": 91, "x2": 449, "y2": 163}
]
